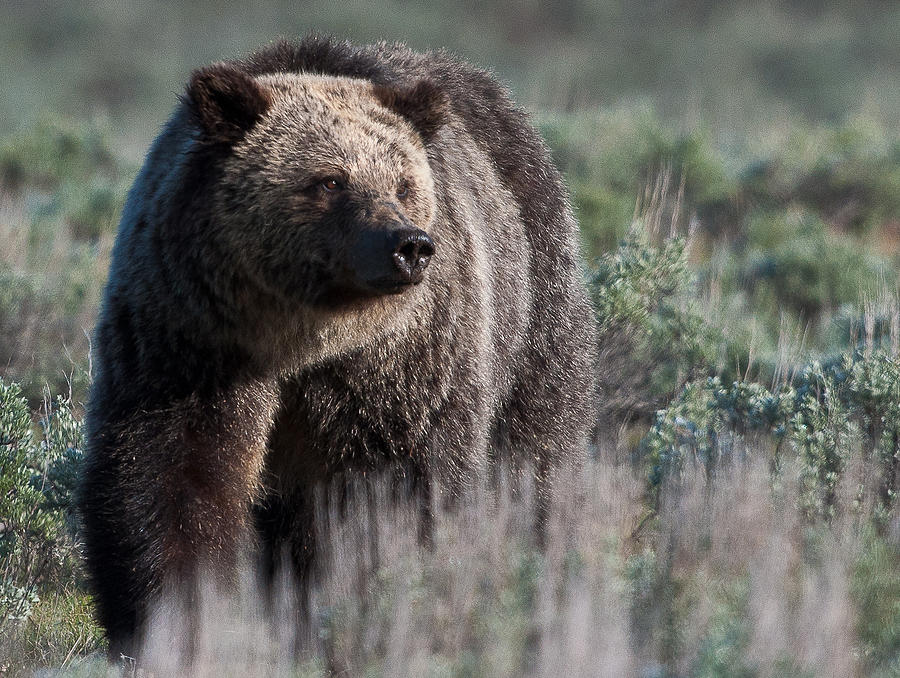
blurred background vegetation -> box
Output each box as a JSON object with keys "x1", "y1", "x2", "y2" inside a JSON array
[
  {"x1": 1, "y1": 1, "x2": 899, "y2": 675},
  {"x1": 3, "y1": 0, "x2": 900, "y2": 147}
]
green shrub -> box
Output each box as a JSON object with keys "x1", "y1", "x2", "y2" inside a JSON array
[
  {"x1": 591, "y1": 227, "x2": 723, "y2": 426},
  {"x1": 0, "y1": 378, "x2": 86, "y2": 631},
  {"x1": 641, "y1": 377, "x2": 792, "y2": 494},
  {"x1": 641, "y1": 351, "x2": 900, "y2": 521},
  {"x1": 0, "y1": 379, "x2": 103, "y2": 674}
]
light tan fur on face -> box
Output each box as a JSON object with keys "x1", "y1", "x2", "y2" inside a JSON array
[{"x1": 236, "y1": 73, "x2": 436, "y2": 224}]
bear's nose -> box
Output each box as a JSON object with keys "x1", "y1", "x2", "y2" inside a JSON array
[{"x1": 392, "y1": 229, "x2": 435, "y2": 283}]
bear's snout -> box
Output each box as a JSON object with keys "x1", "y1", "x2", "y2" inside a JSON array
[
  {"x1": 347, "y1": 225, "x2": 435, "y2": 296},
  {"x1": 392, "y1": 228, "x2": 434, "y2": 284}
]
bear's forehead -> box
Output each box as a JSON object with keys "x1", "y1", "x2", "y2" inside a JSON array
[
  {"x1": 259, "y1": 73, "x2": 368, "y2": 105},
  {"x1": 255, "y1": 73, "x2": 410, "y2": 140},
  {"x1": 241, "y1": 73, "x2": 423, "y2": 178}
]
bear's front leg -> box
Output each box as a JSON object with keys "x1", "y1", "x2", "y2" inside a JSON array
[{"x1": 80, "y1": 378, "x2": 279, "y2": 662}]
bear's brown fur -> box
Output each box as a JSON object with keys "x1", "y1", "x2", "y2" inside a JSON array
[{"x1": 79, "y1": 36, "x2": 596, "y2": 658}]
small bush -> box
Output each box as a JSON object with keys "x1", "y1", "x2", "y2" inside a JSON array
[
  {"x1": 641, "y1": 351, "x2": 900, "y2": 522},
  {"x1": 591, "y1": 226, "x2": 722, "y2": 427},
  {"x1": 0, "y1": 378, "x2": 100, "y2": 672}
]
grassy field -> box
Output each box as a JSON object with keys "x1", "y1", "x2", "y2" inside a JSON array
[{"x1": 1, "y1": 1, "x2": 899, "y2": 675}]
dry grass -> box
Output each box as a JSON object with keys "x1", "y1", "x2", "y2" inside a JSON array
[
  {"x1": 42, "y1": 442, "x2": 887, "y2": 678},
  {"x1": 0, "y1": 188, "x2": 111, "y2": 403}
]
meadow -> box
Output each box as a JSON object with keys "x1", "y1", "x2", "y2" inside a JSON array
[{"x1": 1, "y1": 1, "x2": 899, "y2": 675}]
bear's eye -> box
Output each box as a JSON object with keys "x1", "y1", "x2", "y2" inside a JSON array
[
  {"x1": 396, "y1": 181, "x2": 410, "y2": 200},
  {"x1": 321, "y1": 178, "x2": 343, "y2": 192}
]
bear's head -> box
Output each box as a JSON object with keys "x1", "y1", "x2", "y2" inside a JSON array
[{"x1": 185, "y1": 63, "x2": 449, "y2": 314}]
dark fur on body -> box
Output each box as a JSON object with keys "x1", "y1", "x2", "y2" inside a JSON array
[{"x1": 80, "y1": 36, "x2": 596, "y2": 659}]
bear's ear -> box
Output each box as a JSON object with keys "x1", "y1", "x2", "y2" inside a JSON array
[
  {"x1": 185, "y1": 63, "x2": 272, "y2": 144},
  {"x1": 373, "y1": 80, "x2": 450, "y2": 142}
]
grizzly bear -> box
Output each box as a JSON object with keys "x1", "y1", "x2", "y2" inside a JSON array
[{"x1": 79, "y1": 36, "x2": 596, "y2": 658}]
